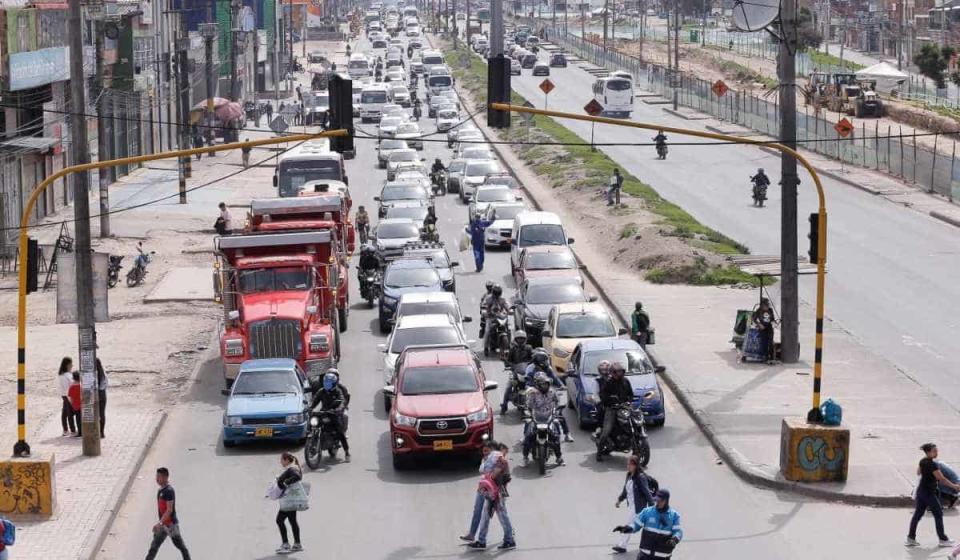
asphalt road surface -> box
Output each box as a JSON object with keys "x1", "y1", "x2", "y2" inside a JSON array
[
  {"x1": 97, "y1": 37, "x2": 915, "y2": 560},
  {"x1": 510, "y1": 49, "x2": 960, "y2": 411}
]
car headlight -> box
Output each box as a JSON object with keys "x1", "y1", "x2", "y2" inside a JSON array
[
  {"x1": 466, "y1": 408, "x2": 490, "y2": 423},
  {"x1": 585, "y1": 393, "x2": 601, "y2": 405},
  {"x1": 309, "y1": 334, "x2": 330, "y2": 353},
  {"x1": 224, "y1": 415, "x2": 242, "y2": 427},
  {"x1": 224, "y1": 338, "x2": 244, "y2": 357},
  {"x1": 286, "y1": 413, "x2": 304, "y2": 425},
  {"x1": 394, "y1": 412, "x2": 417, "y2": 427},
  {"x1": 309, "y1": 416, "x2": 320, "y2": 427},
  {"x1": 524, "y1": 318, "x2": 543, "y2": 328},
  {"x1": 553, "y1": 348, "x2": 570, "y2": 359}
]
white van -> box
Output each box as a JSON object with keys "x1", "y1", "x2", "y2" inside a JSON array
[
  {"x1": 510, "y1": 211, "x2": 574, "y2": 273},
  {"x1": 348, "y1": 53, "x2": 372, "y2": 79},
  {"x1": 421, "y1": 50, "x2": 446, "y2": 74},
  {"x1": 360, "y1": 84, "x2": 391, "y2": 122},
  {"x1": 426, "y1": 72, "x2": 453, "y2": 98}
]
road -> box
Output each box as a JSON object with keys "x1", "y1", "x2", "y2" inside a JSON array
[
  {"x1": 509, "y1": 49, "x2": 960, "y2": 412},
  {"x1": 96, "y1": 36, "x2": 912, "y2": 560}
]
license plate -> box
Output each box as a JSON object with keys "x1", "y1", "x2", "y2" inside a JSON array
[
  {"x1": 254, "y1": 427, "x2": 274, "y2": 438},
  {"x1": 433, "y1": 439, "x2": 453, "y2": 451}
]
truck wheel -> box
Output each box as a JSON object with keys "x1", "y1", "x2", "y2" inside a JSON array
[
  {"x1": 223, "y1": 439, "x2": 236, "y2": 448},
  {"x1": 338, "y1": 307, "x2": 348, "y2": 332},
  {"x1": 392, "y1": 453, "x2": 409, "y2": 470},
  {"x1": 383, "y1": 392, "x2": 392, "y2": 413}
]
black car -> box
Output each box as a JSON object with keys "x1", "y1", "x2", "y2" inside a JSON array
[
  {"x1": 398, "y1": 242, "x2": 459, "y2": 293},
  {"x1": 549, "y1": 53, "x2": 568, "y2": 68},
  {"x1": 521, "y1": 53, "x2": 538, "y2": 69},
  {"x1": 513, "y1": 276, "x2": 593, "y2": 345},
  {"x1": 378, "y1": 259, "x2": 444, "y2": 333}
]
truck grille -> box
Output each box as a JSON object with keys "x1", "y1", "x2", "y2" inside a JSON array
[
  {"x1": 249, "y1": 319, "x2": 302, "y2": 359},
  {"x1": 242, "y1": 416, "x2": 286, "y2": 425},
  {"x1": 417, "y1": 417, "x2": 467, "y2": 436}
]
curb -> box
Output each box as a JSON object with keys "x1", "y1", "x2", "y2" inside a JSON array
[
  {"x1": 755, "y1": 146, "x2": 888, "y2": 197},
  {"x1": 450, "y1": 51, "x2": 913, "y2": 508},
  {"x1": 930, "y1": 209, "x2": 960, "y2": 229},
  {"x1": 662, "y1": 107, "x2": 710, "y2": 120}
]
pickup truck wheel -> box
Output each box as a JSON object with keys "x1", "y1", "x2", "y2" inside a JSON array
[
  {"x1": 383, "y1": 392, "x2": 392, "y2": 413},
  {"x1": 392, "y1": 453, "x2": 409, "y2": 470}
]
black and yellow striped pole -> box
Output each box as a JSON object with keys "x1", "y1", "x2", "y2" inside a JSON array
[
  {"x1": 12, "y1": 130, "x2": 348, "y2": 457},
  {"x1": 488, "y1": 103, "x2": 830, "y2": 422}
]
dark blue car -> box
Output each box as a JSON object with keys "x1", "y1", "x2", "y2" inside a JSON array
[
  {"x1": 378, "y1": 259, "x2": 443, "y2": 333},
  {"x1": 564, "y1": 339, "x2": 665, "y2": 429}
]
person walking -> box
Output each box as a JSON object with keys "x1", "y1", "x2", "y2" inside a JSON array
[
  {"x1": 0, "y1": 513, "x2": 12, "y2": 560},
  {"x1": 612, "y1": 455, "x2": 655, "y2": 554},
  {"x1": 907, "y1": 443, "x2": 960, "y2": 548},
  {"x1": 608, "y1": 168, "x2": 623, "y2": 206},
  {"x1": 460, "y1": 441, "x2": 501, "y2": 543},
  {"x1": 58, "y1": 357, "x2": 76, "y2": 436},
  {"x1": 275, "y1": 452, "x2": 305, "y2": 554},
  {"x1": 68, "y1": 371, "x2": 81, "y2": 437},
  {"x1": 630, "y1": 301, "x2": 651, "y2": 347},
  {"x1": 613, "y1": 489, "x2": 682, "y2": 559},
  {"x1": 241, "y1": 139, "x2": 252, "y2": 168},
  {"x1": 96, "y1": 358, "x2": 108, "y2": 438},
  {"x1": 468, "y1": 443, "x2": 515, "y2": 551},
  {"x1": 466, "y1": 213, "x2": 493, "y2": 272},
  {"x1": 752, "y1": 298, "x2": 776, "y2": 363},
  {"x1": 192, "y1": 129, "x2": 204, "y2": 161},
  {"x1": 265, "y1": 102, "x2": 274, "y2": 122},
  {"x1": 145, "y1": 467, "x2": 192, "y2": 560}
]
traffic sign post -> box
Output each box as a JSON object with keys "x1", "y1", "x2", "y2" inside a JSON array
[
  {"x1": 711, "y1": 79, "x2": 729, "y2": 97},
  {"x1": 834, "y1": 118, "x2": 854, "y2": 173},
  {"x1": 584, "y1": 99, "x2": 604, "y2": 151},
  {"x1": 539, "y1": 78, "x2": 555, "y2": 110}
]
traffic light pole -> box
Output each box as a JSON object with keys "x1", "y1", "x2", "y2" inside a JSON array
[{"x1": 488, "y1": 103, "x2": 828, "y2": 422}]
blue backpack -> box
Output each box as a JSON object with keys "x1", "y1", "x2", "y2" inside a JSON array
[
  {"x1": 820, "y1": 398, "x2": 842, "y2": 426},
  {"x1": 1, "y1": 517, "x2": 15, "y2": 546}
]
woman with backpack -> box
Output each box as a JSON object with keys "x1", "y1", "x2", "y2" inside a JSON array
[
  {"x1": 274, "y1": 452, "x2": 306, "y2": 554},
  {"x1": 467, "y1": 442, "x2": 516, "y2": 551},
  {"x1": 612, "y1": 455, "x2": 655, "y2": 554}
]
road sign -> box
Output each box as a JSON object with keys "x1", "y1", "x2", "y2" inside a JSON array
[
  {"x1": 584, "y1": 99, "x2": 604, "y2": 116},
  {"x1": 712, "y1": 79, "x2": 729, "y2": 97},
  {"x1": 834, "y1": 118, "x2": 854, "y2": 138},
  {"x1": 270, "y1": 116, "x2": 289, "y2": 134},
  {"x1": 520, "y1": 100, "x2": 535, "y2": 125},
  {"x1": 539, "y1": 78, "x2": 555, "y2": 95}
]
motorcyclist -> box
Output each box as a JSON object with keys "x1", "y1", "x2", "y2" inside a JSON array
[
  {"x1": 653, "y1": 131, "x2": 667, "y2": 157},
  {"x1": 431, "y1": 157, "x2": 446, "y2": 177},
  {"x1": 596, "y1": 362, "x2": 634, "y2": 461},
  {"x1": 484, "y1": 284, "x2": 511, "y2": 350},
  {"x1": 500, "y1": 330, "x2": 534, "y2": 414},
  {"x1": 422, "y1": 207, "x2": 439, "y2": 240},
  {"x1": 612, "y1": 489, "x2": 683, "y2": 559},
  {"x1": 478, "y1": 280, "x2": 495, "y2": 338},
  {"x1": 524, "y1": 349, "x2": 573, "y2": 442},
  {"x1": 521, "y1": 373, "x2": 564, "y2": 467},
  {"x1": 310, "y1": 370, "x2": 351, "y2": 460},
  {"x1": 750, "y1": 168, "x2": 771, "y2": 189},
  {"x1": 357, "y1": 243, "x2": 380, "y2": 296},
  {"x1": 412, "y1": 98, "x2": 422, "y2": 120}
]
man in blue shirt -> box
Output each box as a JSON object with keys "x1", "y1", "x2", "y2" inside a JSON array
[{"x1": 613, "y1": 488, "x2": 682, "y2": 559}]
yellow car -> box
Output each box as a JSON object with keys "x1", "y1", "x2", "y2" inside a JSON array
[{"x1": 542, "y1": 302, "x2": 627, "y2": 374}]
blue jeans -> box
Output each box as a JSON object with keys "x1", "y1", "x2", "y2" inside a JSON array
[
  {"x1": 909, "y1": 489, "x2": 948, "y2": 541},
  {"x1": 0, "y1": 547, "x2": 7, "y2": 560},
  {"x1": 477, "y1": 496, "x2": 515, "y2": 545},
  {"x1": 473, "y1": 246, "x2": 485, "y2": 271},
  {"x1": 465, "y1": 491, "x2": 485, "y2": 539}
]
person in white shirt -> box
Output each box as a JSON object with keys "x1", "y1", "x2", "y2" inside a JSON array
[
  {"x1": 58, "y1": 357, "x2": 76, "y2": 436},
  {"x1": 216, "y1": 202, "x2": 233, "y2": 235},
  {"x1": 96, "y1": 358, "x2": 108, "y2": 438}
]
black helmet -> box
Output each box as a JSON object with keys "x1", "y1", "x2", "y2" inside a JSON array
[
  {"x1": 532, "y1": 348, "x2": 549, "y2": 366},
  {"x1": 485, "y1": 281, "x2": 494, "y2": 292},
  {"x1": 492, "y1": 285, "x2": 503, "y2": 297},
  {"x1": 435, "y1": 158, "x2": 442, "y2": 164},
  {"x1": 534, "y1": 373, "x2": 550, "y2": 393},
  {"x1": 635, "y1": 301, "x2": 643, "y2": 310}
]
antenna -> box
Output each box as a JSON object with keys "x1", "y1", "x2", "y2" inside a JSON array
[{"x1": 732, "y1": 0, "x2": 781, "y2": 32}]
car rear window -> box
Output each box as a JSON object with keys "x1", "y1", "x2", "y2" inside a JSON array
[
  {"x1": 582, "y1": 350, "x2": 653, "y2": 375},
  {"x1": 526, "y1": 282, "x2": 584, "y2": 305},
  {"x1": 390, "y1": 327, "x2": 461, "y2": 353},
  {"x1": 526, "y1": 250, "x2": 577, "y2": 270}
]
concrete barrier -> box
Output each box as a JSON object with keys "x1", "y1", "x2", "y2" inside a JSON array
[
  {"x1": 780, "y1": 418, "x2": 849, "y2": 483},
  {"x1": 0, "y1": 455, "x2": 56, "y2": 516}
]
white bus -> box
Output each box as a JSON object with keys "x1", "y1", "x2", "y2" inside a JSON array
[
  {"x1": 592, "y1": 74, "x2": 634, "y2": 118},
  {"x1": 359, "y1": 84, "x2": 390, "y2": 122},
  {"x1": 274, "y1": 140, "x2": 347, "y2": 197}
]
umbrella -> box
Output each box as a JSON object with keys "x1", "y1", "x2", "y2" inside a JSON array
[
  {"x1": 215, "y1": 101, "x2": 244, "y2": 122},
  {"x1": 192, "y1": 97, "x2": 232, "y2": 111}
]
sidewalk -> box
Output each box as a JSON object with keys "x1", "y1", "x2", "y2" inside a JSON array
[{"x1": 468, "y1": 80, "x2": 954, "y2": 506}]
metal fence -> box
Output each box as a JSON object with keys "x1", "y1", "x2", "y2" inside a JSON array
[{"x1": 545, "y1": 26, "x2": 960, "y2": 200}]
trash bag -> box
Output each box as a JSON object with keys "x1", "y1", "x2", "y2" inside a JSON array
[
  {"x1": 458, "y1": 230, "x2": 471, "y2": 252},
  {"x1": 820, "y1": 398, "x2": 842, "y2": 426},
  {"x1": 734, "y1": 310, "x2": 750, "y2": 336},
  {"x1": 279, "y1": 480, "x2": 310, "y2": 512}
]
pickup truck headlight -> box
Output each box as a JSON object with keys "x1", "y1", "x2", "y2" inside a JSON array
[
  {"x1": 466, "y1": 408, "x2": 490, "y2": 423},
  {"x1": 553, "y1": 348, "x2": 570, "y2": 359},
  {"x1": 585, "y1": 393, "x2": 601, "y2": 405},
  {"x1": 286, "y1": 413, "x2": 304, "y2": 425},
  {"x1": 224, "y1": 338, "x2": 244, "y2": 357},
  {"x1": 394, "y1": 412, "x2": 417, "y2": 427},
  {"x1": 224, "y1": 415, "x2": 242, "y2": 427},
  {"x1": 309, "y1": 334, "x2": 329, "y2": 353}
]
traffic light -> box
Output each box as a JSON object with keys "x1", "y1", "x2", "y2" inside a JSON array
[
  {"x1": 807, "y1": 212, "x2": 824, "y2": 264},
  {"x1": 487, "y1": 54, "x2": 511, "y2": 129},
  {"x1": 327, "y1": 74, "x2": 355, "y2": 157},
  {"x1": 26, "y1": 237, "x2": 38, "y2": 294}
]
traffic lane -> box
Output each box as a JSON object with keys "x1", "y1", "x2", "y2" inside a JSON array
[{"x1": 510, "y1": 56, "x2": 960, "y2": 406}]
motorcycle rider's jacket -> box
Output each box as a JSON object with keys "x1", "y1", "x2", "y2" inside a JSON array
[
  {"x1": 525, "y1": 388, "x2": 559, "y2": 419},
  {"x1": 486, "y1": 296, "x2": 509, "y2": 316},
  {"x1": 358, "y1": 253, "x2": 380, "y2": 271},
  {"x1": 507, "y1": 342, "x2": 534, "y2": 365},
  {"x1": 524, "y1": 363, "x2": 562, "y2": 387},
  {"x1": 312, "y1": 385, "x2": 350, "y2": 413},
  {"x1": 628, "y1": 506, "x2": 683, "y2": 559},
  {"x1": 751, "y1": 172, "x2": 770, "y2": 187},
  {"x1": 431, "y1": 161, "x2": 446, "y2": 174},
  {"x1": 653, "y1": 133, "x2": 667, "y2": 145},
  {"x1": 600, "y1": 376, "x2": 633, "y2": 407}
]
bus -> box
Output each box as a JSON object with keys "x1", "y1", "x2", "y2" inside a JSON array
[
  {"x1": 274, "y1": 140, "x2": 348, "y2": 198},
  {"x1": 592, "y1": 74, "x2": 634, "y2": 118}
]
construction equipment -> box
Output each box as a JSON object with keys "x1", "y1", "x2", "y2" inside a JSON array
[{"x1": 805, "y1": 72, "x2": 882, "y2": 117}]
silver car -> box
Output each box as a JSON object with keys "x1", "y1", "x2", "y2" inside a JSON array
[
  {"x1": 460, "y1": 159, "x2": 503, "y2": 203},
  {"x1": 377, "y1": 138, "x2": 411, "y2": 168},
  {"x1": 386, "y1": 149, "x2": 422, "y2": 180},
  {"x1": 394, "y1": 122, "x2": 424, "y2": 150},
  {"x1": 379, "y1": 116, "x2": 405, "y2": 137}
]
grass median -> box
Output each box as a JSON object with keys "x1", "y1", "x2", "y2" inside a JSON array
[{"x1": 447, "y1": 46, "x2": 764, "y2": 287}]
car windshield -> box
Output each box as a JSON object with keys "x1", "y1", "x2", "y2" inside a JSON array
[
  {"x1": 526, "y1": 283, "x2": 584, "y2": 305},
  {"x1": 490, "y1": 205, "x2": 524, "y2": 220},
  {"x1": 607, "y1": 78, "x2": 632, "y2": 91},
  {"x1": 438, "y1": 110, "x2": 458, "y2": 119},
  {"x1": 377, "y1": 222, "x2": 420, "y2": 238},
  {"x1": 386, "y1": 206, "x2": 428, "y2": 220},
  {"x1": 485, "y1": 176, "x2": 517, "y2": 188},
  {"x1": 466, "y1": 160, "x2": 500, "y2": 176},
  {"x1": 278, "y1": 161, "x2": 342, "y2": 196},
  {"x1": 400, "y1": 301, "x2": 460, "y2": 321},
  {"x1": 448, "y1": 160, "x2": 466, "y2": 173},
  {"x1": 393, "y1": 87, "x2": 410, "y2": 95},
  {"x1": 476, "y1": 188, "x2": 513, "y2": 203},
  {"x1": 238, "y1": 267, "x2": 312, "y2": 293},
  {"x1": 385, "y1": 267, "x2": 440, "y2": 288},
  {"x1": 382, "y1": 185, "x2": 427, "y2": 201},
  {"x1": 519, "y1": 224, "x2": 566, "y2": 246},
  {"x1": 526, "y1": 251, "x2": 577, "y2": 269},
  {"x1": 373, "y1": 40, "x2": 387, "y2": 48},
  {"x1": 397, "y1": 124, "x2": 420, "y2": 134},
  {"x1": 390, "y1": 326, "x2": 461, "y2": 353},
  {"x1": 400, "y1": 365, "x2": 477, "y2": 395},
  {"x1": 362, "y1": 90, "x2": 388, "y2": 103},
  {"x1": 380, "y1": 139, "x2": 408, "y2": 151},
  {"x1": 389, "y1": 151, "x2": 418, "y2": 163},
  {"x1": 463, "y1": 148, "x2": 493, "y2": 159},
  {"x1": 428, "y1": 75, "x2": 452, "y2": 87},
  {"x1": 557, "y1": 312, "x2": 616, "y2": 338},
  {"x1": 408, "y1": 250, "x2": 450, "y2": 266},
  {"x1": 380, "y1": 117, "x2": 403, "y2": 128},
  {"x1": 423, "y1": 55, "x2": 443, "y2": 65},
  {"x1": 349, "y1": 60, "x2": 369, "y2": 69},
  {"x1": 233, "y1": 370, "x2": 301, "y2": 395},
  {"x1": 582, "y1": 350, "x2": 653, "y2": 375}
]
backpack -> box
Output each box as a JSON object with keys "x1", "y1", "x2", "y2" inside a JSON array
[
  {"x1": 2, "y1": 517, "x2": 15, "y2": 546},
  {"x1": 820, "y1": 398, "x2": 842, "y2": 426},
  {"x1": 644, "y1": 474, "x2": 659, "y2": 496}
]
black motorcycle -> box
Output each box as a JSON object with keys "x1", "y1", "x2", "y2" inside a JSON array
[
  {"x1": 527, "y1": 403, "x2": 564, "y2": 475},
  {"x1": 502, "y1": 363, "x2": 529, "y2": 415},
  {"x1": 305, "y1": 409, "x2": 344, "y2": 469},
  {"x1": 357, "y1": 222, "x2": 369, "y2": 244},
  {"x1": 360, "y1": 268, "x2": 380, "y2": 307},
  {"x1": 752, "y1": 181, "x2": 768, "y2": 207},
  {"x1": 597, "y1": 398, "x2": 652, "y2": 466},
  {"x1": 107, "y1": 255, "x2": 124, "y2": 288},
  {"x1": 430, "y1": 169, "x2": 446, "y2": 195},
  {"x1": 484, "y1": 312, "x2": 510, "y2": 359},
  {"x1": 655, "y1": 142, "x2": 668, "y2": 160},
  {"x1": 412, "y1": 104, "x2": 422, "y2": 121}
]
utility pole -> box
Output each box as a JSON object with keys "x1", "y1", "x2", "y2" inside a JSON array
[
  {"x1": 94, "y1": 22, "x2": 111, "y2": 238},
  {"x1": 67, "y1": 0, "x2": 101, "y2": 457},
  {"x1": 673, "y1": 2, "x2": 679, "y2": 110},
  {"x1": 491, "y1": 0, "x2": 504, "y2": 55},
  {"x1": 602, "y1": 0, "x2": 609, "y2": 52},
  {"x1": 466, "y1": 0, "x2": 471, "y2": 47},
  {"x1": 288, "y1": 0, "x2": 295, "y2": 92},
  {"x1": 201, "y1": 21, "x2": 217, "y2": 127},
  {"x1": 231, "y1": 0, "x2": 242, "y2": 101},
  {"x1": 778, "y1": 0, "x2": 800, "y2": 363},
  {"x1": 177, "y1": 26, "x2": 191, "y2": 203}
]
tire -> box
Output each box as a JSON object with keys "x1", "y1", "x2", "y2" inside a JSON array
[
  {"x1": 634, "y1": 439, "x2": 651, "y2": 467},
  {"x1": 366, "y1": 291, "x2": 375, "y2": 308},
  {"x1": 305, "y1": 435, "x2": 322, "y2": 470},
  {"x1": 537, "y1": 444, "x2": 547, "y2": 475},
  {"x1": 126, "y1": 267, "x2": 142, "y2": 287},
  {"x1": 108, "y1": 275, "x2": 117, "y2": 288},
  {"x1": 327, "y1": 447, "x2": 338, "y2": 459},
  {"x1": 383, "y1": 392, "x2": 392, "y2": 413},
  {"x1": 338, "y1": 307, "x2": 348, "y2": 333},
  {"x1": 392, "y1": 453, "x2": 409, "y2": 470}
]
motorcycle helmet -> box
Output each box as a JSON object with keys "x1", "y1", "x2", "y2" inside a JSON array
[
  {"x1": 597, "y1": 360, "x2": 612, "y2": 377},
  {"x1": 532, "y1": 348, "x2": 549, "y2": 366},
  {"x1": 534, "y1": 373, "x2": 551, "y2": 393},
  {"x1": 610, "y1": 362, "x2": 626, "y2": 376},
  {"x1": 634, "y1": 301, "x2": 643, "y2": 311},
  {"x1": 513, "y1": 330, "x2": 527, "y2": 342},
  {"x1": 322, "y1": 371, "x2": 339, "y2": 391},
  {"x1": 485, "y1": 280, "x2": 494, "y2": 293},
  {"x1": 758, "y1": 168, "x2": 764, "y2": 174},
  {"x1": 492, "y1": 285, "x2": 503, "y2": 298}
]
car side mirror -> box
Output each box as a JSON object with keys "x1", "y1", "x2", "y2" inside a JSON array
[
  {"x1": 483, "y1": 380, "x2": 499, "y2": 391},
  {"x1": 220, "y1": 389, "x2": 231, "y2": 396},
  {"x1": 655, "y1": 365, "x2": 666, "y2": 374},
  {"x1": 383, "y1": 385, "x2": 396, "y2": 396},
  {"x1": 378, "y1": 343, "x2": 388, "y2": 352},
  {"x1": 450, "y1": 261, "x2": 459, "y2": 267},
  {"x1": 567, "y1": 237, "x2": 575, "y2": 244},
  {"x1": 618, "y1": 327, "x2": 628, "y2": 336},
  {"x1": 579, "y1": 264, "x2": 588, "y2": 271},
  {"x1": 588, "y1": 295, "x2": 599, "y2": 303},
  {"x1": 463, "y1": 315, "x2": 473, "y2": 323},
  {"x1": 374, "y1": 196, "x2": 381, "y2": 201}
]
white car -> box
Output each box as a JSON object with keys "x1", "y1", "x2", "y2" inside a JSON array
[
  {"x1": 394, "y1": 122, "x2": 424, "y2": 150},
  {"x1": 452, "y1": 129, "x2": 484, "y2": 152},
  {"x1": 377, "y1": 138, "x2": 411, "y2": 168},
  {"x1": 460, "y1": 159, "x2": 503, "y2": 202},
  {"x1": 385, "y1": 68, "x2": 406, "y2": 84},
  {"x1": 381, "y1": 103, "x2": 408, "y2": 120},
  {"x1": 391, "y1": 85, "x2": 412, "y2": 107},
  {"x1": 379, "y1": 313, "x2": 471, "y2": 385},
  {"x1": 436, "y1": 108, "x2": 459, "y2": 132},
  {"x1": 378, "y1": 116, "x2": 405, "y2": 137},
  {"x1": 469, "y1": 185, "x2": 519, "y2": 218},
  {"x1": 458, "y1": 145, "x2": 495, "y2": 161},
  {"x1": 393, "y1": 291, "x2": 472, "y2": 329},
  {"x1": 483, "y1": 202, "x2": 527, "y2": 247},
  {"x1": 448, "y1": 124, "x2": 478, "y2": 146},
  {"x1": 386, "y1": 149, "x2": 422, "y2": 179}
]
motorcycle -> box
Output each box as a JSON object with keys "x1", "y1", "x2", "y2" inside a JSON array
[
  {"x1": 503, "y1": 362, "x2": 529, "y2": 415},
  {"x1": 420, "y1": 223, "x2": 440, "y2": 243},
  {"x1": 126, "y1": 242, "x2": 154, "y2": 287},
  {"x1": 527, "y1": 404, "x2": 564, "y2": 475},
  {"x1": 752, "y1": 181, "x2": 768, "y2": 207},
  {"x1": 357, "y1": 222, "x2": 369, "y2": 244},
  {"x1": 596, "y1": 397, "x2": 652, "y2": 466},
  {"x1": 304, "y1": 409, "x2": 344, "y2": 469},
  {"x1": 360, "y1": 268, "x2": 380, "y2": 307},
  {"x1": 484, "y1": 312, "x2": 511, "y2": 359},
  {"x1": 430, "y1": 169, "x2": 446, "y2": 195},
  {"x1": 655, "y1": 142, "x2": 668, "y2": 160},
  {"x1": 107, "y1": 255, "x2": 124, "y2": 288}
]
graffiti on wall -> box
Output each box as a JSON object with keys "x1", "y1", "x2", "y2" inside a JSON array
[
  {"x1": 0, "y1": 461, "x2": 51, "y2": 515},
  {"x1": 797, "y1": 435, "x2": 845, "y2": 472}
]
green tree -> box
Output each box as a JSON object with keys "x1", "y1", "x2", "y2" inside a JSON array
[{"x1": 914, "y1": 43, "x2": 955, "y2": 90}]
